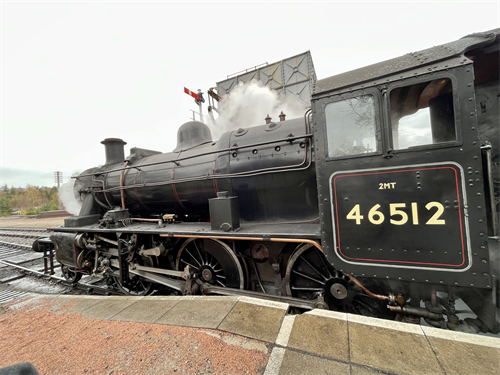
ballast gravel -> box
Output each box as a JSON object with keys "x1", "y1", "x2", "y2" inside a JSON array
[{"x1": 0, "y1": 298, "x2": 270, "y2": 374}]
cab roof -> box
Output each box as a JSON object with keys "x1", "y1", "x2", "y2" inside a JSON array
[{"x1": 313, "y1": 28, "x2": 499, "y2": 97}]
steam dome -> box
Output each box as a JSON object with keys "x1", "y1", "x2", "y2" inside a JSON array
[{"x1": 173, "y1": 121, "x2": 213, "y2": 152}]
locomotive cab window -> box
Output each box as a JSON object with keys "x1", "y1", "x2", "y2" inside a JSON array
[
  {"x1": 390, "y1": 78, "x2": 456, "y2": 149},
  {"x1": 325, "y1": 95, "x2": 377, "y2": 158}
]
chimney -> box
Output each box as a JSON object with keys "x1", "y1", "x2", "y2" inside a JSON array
[
  {"x1": 101, "y1": 138, "x2": 127, "y2": 165},
  {"x1": 279, "y1": 111, "x2": 286, "y2": 122},
  {"x1": 265, "y1": 114, "x2": 272, "y2": 124}
]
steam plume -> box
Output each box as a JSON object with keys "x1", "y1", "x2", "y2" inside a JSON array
[
  {"x1": 208, "y1": 80, "x2": 309, "y2": 140},
  {"x1": 59, "y1": 177, "x2": 82, "y2": 215}
]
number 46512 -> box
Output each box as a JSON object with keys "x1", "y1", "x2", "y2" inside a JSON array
[{"x1": 346, "y1": 202, "x2": 446, "y2": 226}]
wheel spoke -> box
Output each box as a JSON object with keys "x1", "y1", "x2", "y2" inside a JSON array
[
  {"x1": 193, "y1": 241, "x2": 205, "y2": 266},
  {"x1": 217, "y1": 280, "x2": 226, "y2": 287},
  {"x1": 216, "y1": 275, "x2": 226, "y2": 279},
  {"x1": 139, "y1": 280, "x2": 146, "y2": 291},
  {"x1": 185, "y1": 248, "x2": 202, "y2": 267},
  {"x1": 292, "y1": 270, "x2": 325, "y2": 285},
  {"x1": 300, "y1": 256, "x2": 328, "y2": 280},
  {"x1": 291, "y1": 287, "x2": 323, "y2": 291},
  {"x1": 316, "y1": 248, "x2": 333, "y2": 278},
  {"x1": 181, "y1": 259, "x2": 199, "y2": 270}
]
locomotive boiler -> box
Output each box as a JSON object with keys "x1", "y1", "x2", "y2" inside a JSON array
[{"x1": 51, "y1": 29, "x2": 500, "y2": 334}]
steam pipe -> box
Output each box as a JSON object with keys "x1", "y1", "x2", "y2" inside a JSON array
[
  {"x1": 388, "y1": 305, "x2": 443, "y2": 321},
  {"x1": 345, "y1": 274, "x2": 394, "y2": 302},
  {"x1": 120, "y1": 161, "x2": 129, "y2": 209}
]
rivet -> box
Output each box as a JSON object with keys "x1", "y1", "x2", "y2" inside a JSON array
[{"x1": 478, "y1": 206, "x2": 482, "y2": 209}]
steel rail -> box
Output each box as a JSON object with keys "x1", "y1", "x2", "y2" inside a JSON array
[{"x1": 0, "y1": 259, "x2": 124, "y2": 296}]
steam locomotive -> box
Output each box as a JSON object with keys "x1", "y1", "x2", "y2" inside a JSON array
[{"x1": 50, "y1": 29, "x2": 499, "y2": 333}]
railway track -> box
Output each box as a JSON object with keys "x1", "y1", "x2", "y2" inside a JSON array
[{"x1": 0, "y1": 229, "x2": 125, "y2": 298}]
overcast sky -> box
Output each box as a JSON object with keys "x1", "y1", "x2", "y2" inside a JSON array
[{"x1": 1, "y1": 1, "x2": 498, "y2": 187}]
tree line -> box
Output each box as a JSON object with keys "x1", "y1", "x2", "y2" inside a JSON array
[{"x1": 0, "y1": 184, "x2": 60, "y2": 216}]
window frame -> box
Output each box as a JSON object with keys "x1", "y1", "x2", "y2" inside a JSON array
[
  {"x1": 323, "y1": 88, "x2": 383, "y2": 161},
  {"x1": 386, "y1": 73, "x2": 462, "y2": 154}
]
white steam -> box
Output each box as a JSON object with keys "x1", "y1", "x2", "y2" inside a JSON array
[
  {"x1": 208, "y1": 80, "x2": 309, "y2": 140},
  {"x1": 59, "y1": 177, "x2": 82, "y2": 215}
]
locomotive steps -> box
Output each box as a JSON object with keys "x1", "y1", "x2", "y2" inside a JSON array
[{"x1": 2, "y1": 293, "x2": 499, "y2": 375}]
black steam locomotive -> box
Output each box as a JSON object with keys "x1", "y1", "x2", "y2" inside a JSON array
[{"x1": 50, "y1": 29, "x2": 499, "y2": 333}]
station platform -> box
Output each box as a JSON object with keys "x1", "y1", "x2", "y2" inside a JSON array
[{"x1": 1, "y1": 293, "x2": 499, "y2": 375}]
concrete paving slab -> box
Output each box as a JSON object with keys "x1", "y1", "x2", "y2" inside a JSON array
[
  {"x1": 348, "y1": 315, "x2": 444, "y2": 375},
  {"x1": 155, "y1": 299, "x2": 237, "y2": 329},
  {"x1": 79, "y1": 296, "x2": 137, "y2": 320},
  {"x1": 422, "y1": 326, "x2": 500, "y2": 375},
  {"x1": 62, "y1": 297, "x2": 105, "y2": 313},
  {"x1": 278, "y1": 349, "x2": 350, "y2": 375},
  {"x1": 286, "y1": 310, "x2": 349, "y2": 362},
  {"x1": 111, "y1": 299, "x2": 180, "y2": 323},
  {"x1": 218, "y1": 301, "x2": 286, "y2": 343},
  {"x1": 350, "y1": 364, "x2": 390, "y2": 375},
  {"x1": 140, "y1": 295, "x2": 185, "y2": 301}
]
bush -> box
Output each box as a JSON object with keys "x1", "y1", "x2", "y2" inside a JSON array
[
  {"x1": 20, "y1": 203, "x2": 60, "y2": 216},
  {"x1": 0, "y1": 196, "x2": 13, "y2": 216}
]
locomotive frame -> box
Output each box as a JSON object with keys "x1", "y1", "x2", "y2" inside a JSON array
[{"x1": 50, "y1": 29, "x2": 499, "y2": 333}]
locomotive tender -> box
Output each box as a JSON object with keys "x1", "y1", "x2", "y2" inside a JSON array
[{"x1": 51, "y1": 29, "x2": 499, "y2": 333}]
